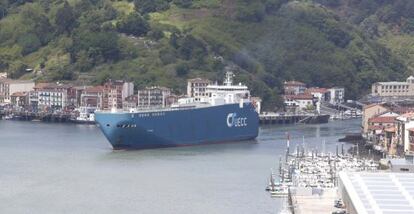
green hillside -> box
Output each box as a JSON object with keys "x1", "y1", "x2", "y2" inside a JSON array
[{"x1": 0, "y1": 0, "x2": 409, "y2": 110}]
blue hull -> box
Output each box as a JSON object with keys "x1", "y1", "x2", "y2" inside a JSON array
[{"x1": 95, "y1": 103, "x2": 259, "y2": 149}]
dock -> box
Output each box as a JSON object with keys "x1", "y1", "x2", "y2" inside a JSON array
[
  {"x1": 0, "y1": 110, "x2": 72, "y2": 122},
  {"x1": 259, "y1": 113, "x2": 330, "y2": 125},
  {"x1": 290, "y1": 188, "x2": 337, "y2": 214}
]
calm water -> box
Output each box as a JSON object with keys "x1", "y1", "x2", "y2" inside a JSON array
[{"x1": 0, "y1": 119, "x2": 360, "y2": 214}]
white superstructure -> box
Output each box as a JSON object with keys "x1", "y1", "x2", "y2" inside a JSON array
[{"x1": 206, "y1": 72, "x2": 250, "y2": 106}]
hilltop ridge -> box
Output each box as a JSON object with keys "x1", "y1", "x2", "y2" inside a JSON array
[{"x1": 0, "y1": 0, "x2": 410, "y2": 109}]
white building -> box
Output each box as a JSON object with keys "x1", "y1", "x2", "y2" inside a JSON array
[
  {"x1": 122, "y1": 82, "x2": 134, "y2": 101},
  {"x1": 137, "y1": 86, "x2": 171, "y2": 108},
  {"x1": 187, "y1": 78, "x2": 211, "y2": 101},
  {"x1": 0, "y1": 79, "x2": 35, "y2": 104},
  {"x1": 395, "y1": 112, "x2": 414, "y2": 154},
  {"x1": 371, "y1": 76, "x2": 414, "y2": 97},
  {"x1": 327, "y1": 87, "x2": 345, "y2": 105},
  {"x1": 284, "y1": 94, "x2": 314, "y2": 110}
]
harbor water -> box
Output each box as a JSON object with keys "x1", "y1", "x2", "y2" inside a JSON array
[{"x1": 0, "y1": 119, "x2": 360, "y2": 214}]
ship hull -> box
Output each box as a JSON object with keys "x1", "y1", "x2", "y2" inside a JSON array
[{"x1": 95, "y1": 103, "x2": 259, "y2": 149}]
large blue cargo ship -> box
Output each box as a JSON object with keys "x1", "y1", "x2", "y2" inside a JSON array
[{"x1": 95, "y1": 72, "x2": 260, "y2": 149}]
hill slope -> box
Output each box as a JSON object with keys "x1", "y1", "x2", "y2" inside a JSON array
[{"x1": 0, "y1": 0, "x2": 409, "y2": 110}]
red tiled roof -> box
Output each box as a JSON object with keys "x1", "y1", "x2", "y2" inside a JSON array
[
  {"x1": 284, "y1": 94, "x2": 313, "y2": 100},
  {"x1": 85, "y1": 86, "x2": 104, "y2": 93},
  {"x1": 368, "y1": 125, "x2": 384, "y2": 131},
  {"x1": 368, "y1": 116, "x2": 397, "y2": 123},
  {"x1": 284, "y1": 81, "x2": 306, "y2": 86},
  {"x1": 305, "y1": 87, "x2": 328, "y2": 94}
]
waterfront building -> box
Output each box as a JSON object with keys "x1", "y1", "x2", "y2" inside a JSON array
[
  {"x1": 395, "y1": 112, "x2": 414, "y2": 154},
  {"x1": 371, "y1": 76, "x2": 414, "y2": 97},
  {"x1": 0, "y1": 72, "x2": 6, "y2": 79},
  {"x1": 0, "y1": 79, "x2": 35, "y2": 104},
  {"x1": 123, "y1": 95, "x2": 138, "y2": 110},
  {"x1": 367, "y1": 115, "x2": 398, "y2": 148},
  {"x1": 122, "y1": 82, "x2": 134, "y2": 101},
  {"x1": 283, "y1": 94, "x2": 314, "y2": 111},
  {"x1": 326, "y1": 87, "x2": 345, "y2": 105},
  {"x1": 33, "y1": 83, "x2": 77, "y2": 111},
  {"x1": 304, "y1": 87, "x2": 328, "y2": 102},
  {"x1": 103, "y1": 80, "x2": 129, "y2": 110},
  {"x1": 80, "y1": 86, "x2": 104, "y2": 110},
  {"x1": 283, "y1": 81, "x2": 307, "y2": 95},
  {"x1": 137, "y1": 86, "x2": 171, "y2": 108},
  {"x1": 187, "y1": 78, "x2": 211, "y2": 101},
  {"x1": 165, "y1": 94, "x2": 179, "y2": 107},
  {"x1": 362, "y1": 104, "x2": 389, "y2": 134},
  {"x1": 10, "y1": 92, "x2": 28, "y2": 109}
]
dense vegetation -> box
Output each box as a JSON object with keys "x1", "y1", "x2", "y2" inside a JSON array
[{"x1": 0, "y1": 0, "x2": 411, "y2": 110}]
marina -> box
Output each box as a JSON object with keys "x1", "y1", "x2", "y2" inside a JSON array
[{"x1": 266, "y1": 136, "x2": 380, "y2": 214}]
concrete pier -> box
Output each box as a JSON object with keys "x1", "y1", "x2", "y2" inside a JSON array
[{"x1": 290, "y1": 188, "x2": 338, "y2": 214}]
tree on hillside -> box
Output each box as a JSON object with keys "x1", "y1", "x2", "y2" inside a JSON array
[
  {"x1": 55, "y1": 1, "x2": 76, "y2": 34},
  {"x1": 116, "y1": 12, "x2": 150, "y2": 37},
  {"x1": 134, "y1": 0, "x2": 170, "y2": 14},
  {"x1": 173, "y1": 0, "x2": 192, "y2": 8},
  {"x1": 0, "y1": 0, "x2": 7, "y2": 19},
  {"x1": 70, "y1": 30, "x2": 120, "y2": 68}
]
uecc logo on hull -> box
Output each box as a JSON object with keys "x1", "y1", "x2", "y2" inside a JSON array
[{"x1": 227, "y1": 113, "x2": 247, "y2": 128}]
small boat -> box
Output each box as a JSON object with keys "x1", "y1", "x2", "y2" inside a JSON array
[
  {"x1": 270, "y1": 186, "x2": 289, "y2": 197},
  {"x1": 71, "y1": 107, "x2": 96, "y2": 125},
  {"x1": 3, "y1": 115, "x2": 13, "y2": 120}
]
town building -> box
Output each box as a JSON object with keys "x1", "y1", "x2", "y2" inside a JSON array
[
  {"x1": 122, "y1": 82, "x2": 134, "y2": 101},
  {"x1": 284, "y1": 81, "x2": 307, "y2": 95},
  {"x1": 326, "y1": 87, "x2": 345, "y2": 105},
  {"x1": 103, "y1": 80, "x2": 131, "y2": 110},
  {"x1": 283, "y1": 94, "x2": 314, "y2": 111},
  {"x1": 371, "y1": 76, "x2": 414, "y2": 97},
  {"x1": 366, "y1": 115, "x2": 398, "y2": 147},
  {"x1": 137, "y1": 86, "x2": 171, "y2": 108},
  {"x1": 395, "y1": 112, "x2": 414, "y2": 155},
  {"x1": 187, "y1": 78, "x2": 211, "y2": 101},
  {"x1": 362, "y1": 104, "x2": 389, "y2": 134},
  {"x1": 33, "y1": 83, "x2": 77, "y2": 111},
  {"x1": 123, "y1": 95, "x2": 138, "y2": 110},
  {"x1": 304, "y1": 87, "x2": 329, "y2": 102},
  {"x1": 10, "y1": 92, "x2": 28, "y2": 109},
  {"x1": 0, "y1": 79, "x2": 35, "y2": 103},
  {"x1": 165, "y1": 94, "x2": 179, "y2": 107},
  {"x1": 80, "y1": 86, "x2": 104, "y2": 110}
]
